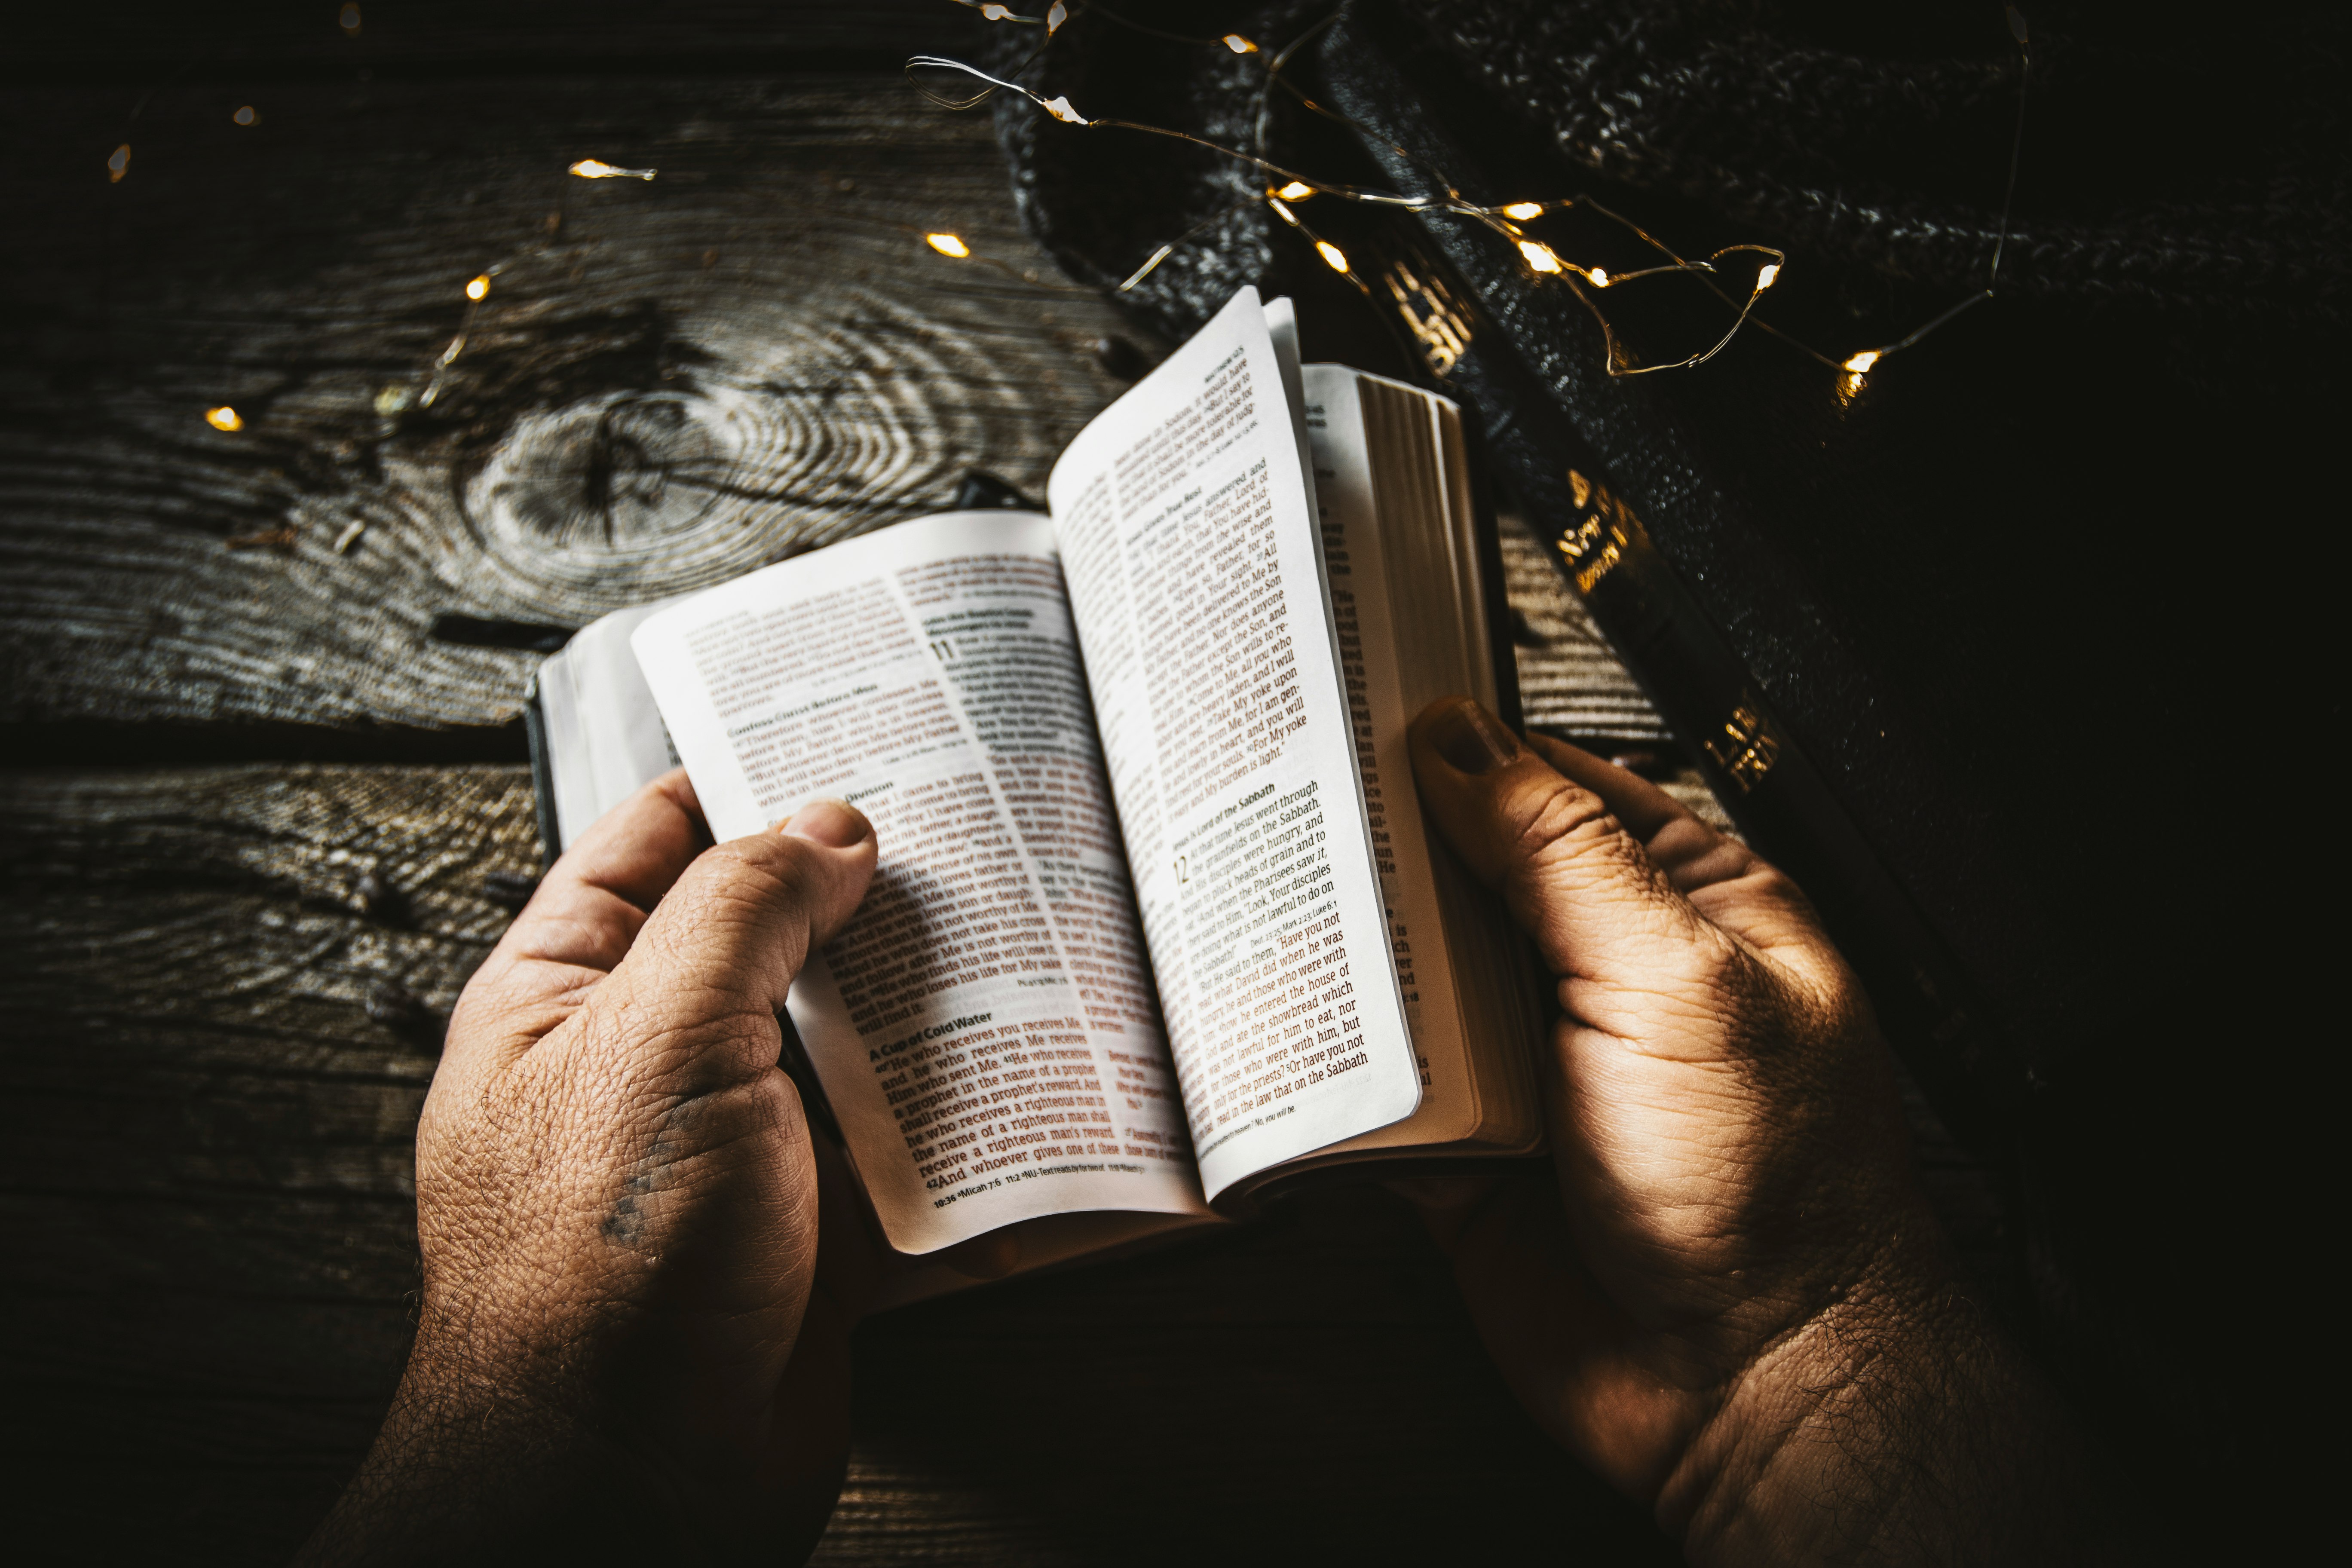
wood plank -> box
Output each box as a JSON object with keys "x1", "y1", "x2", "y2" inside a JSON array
[
  {"x1": 3, "y1": 63, "x2": 1671, "y2": 753},
  {"x1": 1500, "y1": 508, "x2": 1672, "y2": 743},
  {"x1": 0, "y1": 764, "x2": 519, "y2": 1558},
  {"x1": 2, "y1": 766, "x2": 1643, "y2": 1560},
  {"x1": 2, "y1": 762, "x2": 2012, "y2": 1559},
  {"x1": 0, "y1": 73, "x2": 1148, "y2": 743},
  {"x1": 11, "y1": 2, "x2": 982, "y2": 79}
]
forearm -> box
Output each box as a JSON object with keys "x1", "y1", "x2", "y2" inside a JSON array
[
  {"x1": 298, "y1": 1361, "x2": 690, "y2": 1566},
  {"x1": 302, "y1": 1302, "x2": 853, "y2": 1566},
  {"x1": 1668, "y1": 1278, "x2": 2124, "y2": 1566}
]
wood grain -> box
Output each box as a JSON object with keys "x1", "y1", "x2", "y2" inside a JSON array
[
  {"x1": 0, "y1": 27, "x2": 2006, "y2": 1561},
  {"x1": 1, "y1": 763, "x2": 2012, "y2": 1562},
  {"x1": 9, "y1": 2, "x2": 982, "y2": 79},
  {"x1": 0, "y1": 764, "x2": 1669, "y2": 1563},
  {"x1": 1499, "y1": 508, "x2": 1672, "y2": 743},
  {"x1": 1, "y1": 72, "x2": 1147, "y2": 742},
  {"x1": 0, "y1": 59, "x2": 1678, "y2": 756},
  {"x1": 0, "y1": 764, "x2": 514, "y2": 1558}
]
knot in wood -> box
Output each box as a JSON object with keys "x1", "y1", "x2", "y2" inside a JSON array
[{"x1": 466, "y1": 390, "x2": 736, "y2": 567}]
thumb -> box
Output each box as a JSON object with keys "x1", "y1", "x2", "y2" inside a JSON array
[
  {"x1": 1407, "y1": 698, "x2": 1720, "y2": 991},
  {"x1": 581, "y1": 798, "x2": 879, "y2": 1093}
]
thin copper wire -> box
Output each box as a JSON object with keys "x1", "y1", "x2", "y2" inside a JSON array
[
  {"x1": 909, "y1": 3, "x2": 2038, "y2": 384},
  {"x1": 905, "y1": 55, "x2": 1783, "y2": 374}
]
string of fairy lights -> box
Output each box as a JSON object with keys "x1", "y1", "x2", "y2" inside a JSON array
[
  {"x1": 188, "y1": 156, "x2": 662, "y2": 446},
  {"x1": 123, "y1": 2, "x2": 2032, "y2": 439},
  {"x1": 906, "y1": 2, "x2": 2037, "y2": 397}
]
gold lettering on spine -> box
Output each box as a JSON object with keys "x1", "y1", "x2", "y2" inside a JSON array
[
  {"x1": 1555, "y1": 468, "x2": 1638, "y2": 594},
  {"x1": 1557, "y1": 467, "x2": 1784, "y2": 793},
  {"x1": 1381, "y1": 260, "x2": 1474, "y2": 376},
  {"x1": 1572, "y1": 530, "x2": 1625, "y2": 594},
  {"x1": 1703, "y1": 702, "x2": 1781, "y2": 793}
]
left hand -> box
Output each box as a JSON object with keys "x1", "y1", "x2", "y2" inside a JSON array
[{"x1": 300, "y1": 771, "x2": 878, "y2": 1565}]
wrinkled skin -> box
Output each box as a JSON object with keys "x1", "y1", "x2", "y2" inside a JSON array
[
  {"x1": 1404, "y1": 698, "x2": 2114, "y2": 1565},
  {"x1": 300, "y1": 775, "x2": 877, "y2": 1565},
  {"x1": 305, "y1": 710, "x2": 2121, "y2": 1565}
]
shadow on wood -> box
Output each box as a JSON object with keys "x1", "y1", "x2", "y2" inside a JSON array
[
  {"x1": 0, "y1": 72, "x2": 1144, "y2": 744},
  {"x1": 0, "y1": 764, "x2": 1684, "y2": 1564}
]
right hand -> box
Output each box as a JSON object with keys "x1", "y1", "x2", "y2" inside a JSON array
[
  {"x1": 1405, "y1": 698, "x2": 2101, "y2": 1564},
  {"x1": 303, "y1": 775, "x2": 880, "y2": 1565}
]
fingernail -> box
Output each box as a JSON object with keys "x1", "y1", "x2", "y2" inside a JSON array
[
  {"x1": 781, "y1": 798, "x2": 869, "y2": 848},
  {"x1": 1428, "y1": 698, "x2": 1519, "y2": 775}
]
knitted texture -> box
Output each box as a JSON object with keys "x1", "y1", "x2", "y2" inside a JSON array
[
  {"x1": 1401, "y1": 0, "x2": 2346, "y2": 314},
  {"x1": 988, "y1": 3, "x2": 1325, "y2": 342},
  {"x1": 989, "y1": 0, "x2": 2345, "y2": 332}
]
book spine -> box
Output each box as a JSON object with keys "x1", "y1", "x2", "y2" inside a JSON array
[
  {"x1": 1460, "y1": 421, "x2": 1526, "y2": 733},
  {"x1": 520, "y1": 669, "x2": 562, "y2": 870},
  {"x1": 1314, "y1": 25, "x2": 2011, "y2": 1147}
]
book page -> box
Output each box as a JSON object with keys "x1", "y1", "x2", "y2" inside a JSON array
[
  {"x1": 1298, "y1": 368, "x2": 1471, "y2": 1141},
  {"x1": 1047, "y1": 289, "x2": 1422, "y2": 1200},
  {"x1": 536, "y1": 600, "x2": 681, "y2": 850},
  {"x1": 630, "y1": 513, "x2": 1208, "y2": 1254}
]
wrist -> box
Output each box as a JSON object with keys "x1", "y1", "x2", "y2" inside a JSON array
[
  {"x1": 300, "y1": 1333, "x2": 692, "y2": 1565},
  {"x1": 1662, "y1": 1228, "x2": 2095, "y2": 1567}
]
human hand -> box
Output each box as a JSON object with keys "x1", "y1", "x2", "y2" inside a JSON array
[
  {"x1": 1405, "y1": 699, "x2": 2104, "y2": 1565},
  {"x1": 301, "y1": 772, "x2": 878, "y2": 1565}
]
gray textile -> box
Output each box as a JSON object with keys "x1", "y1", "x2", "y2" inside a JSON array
[
  {"x1": 983, "y1": 8, "x2": 2337, "y2": 1557},
  {"x1": 993, "y1": 0, "x2": 2345, "y2": 335}
]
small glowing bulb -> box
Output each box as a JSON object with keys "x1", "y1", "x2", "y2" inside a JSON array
[
  {"x1": 1516, "y1": 240, "x2": 1563, "y2": 274},
  {"x1": 339, "y1": 3, "x2": 361, "y2": 34},
  {"x1": 925, "y1": 233, "x2": 972, "y2": 258},
  {"x1": 1587, "y1": 267, "x2": 1611, "y2": 287},
  {"x1": 1315, "y1": 240, "x2": 1350, "y2": 274},
  {"x1": 107, "y1": 144, "x2": 130, "y2": 182},
  {"x1": 1276, "y1": 181, "x2": 1314, "y2": 201},
  {"x1": 465, "y1": 274, "x2": 491, "y2": 301},
  {"x1": 980, "y1": 3, "x2": 1011, "y2": 18},
  {"x1": 1501, "y1": 201, "x2": 1543, "y2": 220},
  {"x1": 569, "y1": 159, "x2": 658, "y2": 180},
  {"x1": 1844, "y1": 350, "x2": 1881, "y2": 374},
  {"x1": 205, "y1": 406, "x2": 243, "y2": 432},
  {"x1": 1224, "y1": 34, "x2": 1259, "y2": 53},
  {"x1": 1047, "y1": 0, "x2": 1068, "y2": 31},
  {"x1": 1755, "y1": 262, "x2": 1780, "y2": 290},
  {"x1": 233, "y1": 105, "x2": 257, "y2": 126},
  {"x1": 1043, "y1": 94, "x2": 1084, "y2": 124}
]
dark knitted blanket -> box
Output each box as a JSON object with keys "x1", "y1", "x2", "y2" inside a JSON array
[
  {"x1": 976, "y1": 5, "x2": 2340, "y2": 1555},
  {"x1": 993, "y1": 0, "x2": 2345, "y2": 339}
]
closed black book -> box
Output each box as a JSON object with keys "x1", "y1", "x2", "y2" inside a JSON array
[
  {"x1": 1310, "y1": 15, "x2": 2013, "y2": 1148},
  {"x1": 989, "y1": 4, "x2": 2338, "y2": 1538}
]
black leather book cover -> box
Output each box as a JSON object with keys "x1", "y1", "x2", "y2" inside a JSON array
[{"x1": 987, "y1": 8, "x2": 2338, "y2": 1532}]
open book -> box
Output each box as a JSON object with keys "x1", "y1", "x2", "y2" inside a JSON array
[{"x1": 530, "y1": 288, "x2": 1542, "y2": 1300}]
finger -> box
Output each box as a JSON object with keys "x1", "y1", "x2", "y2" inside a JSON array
[
  {"x1": 1523, "y1": 734, "x2": 1692, "y2": 841},
  {"x1": 1439, "y1": 1176, "x2": 1689, "y2": 1495},
  {"x1": 1412, "y1": 698, "x2": 1829, "y2": 977},
  {"x1": 808, "y1": 1122, "x2": 888, "y2": 1322},
  {"x1": 1384, "y1": 1176, "x2": 1504, "y2": 1254},
  {"x1": 1521, "y1": 733, "x2": 1833, "y2": 967},
  {"x1": 446, "y1": 769, "x2": 712, "y2": 1072},
  {"x1": 1523, "y1": 733, "x2": 1757, "y2": 897},
  {"x1": 509, "y1": 769, "x2": 710, "y2": 970},
  {"x1": 939, "y1": 1231, "x2": 1023, "y2": 1281},
  {"x1": 747, "y1": 1282, "x2": 856, "y2": 1565},
  {"x1": 1408, "y1": 696, "x2": 1712, "y2": 985},
  {"x1": 578, "y1": 799, "x2": 879, "y2": 1093}
]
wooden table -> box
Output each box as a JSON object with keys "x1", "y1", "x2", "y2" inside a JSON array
[{"x1": 0, "y1": 9, "x2": 2008, "y2": 1559}]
